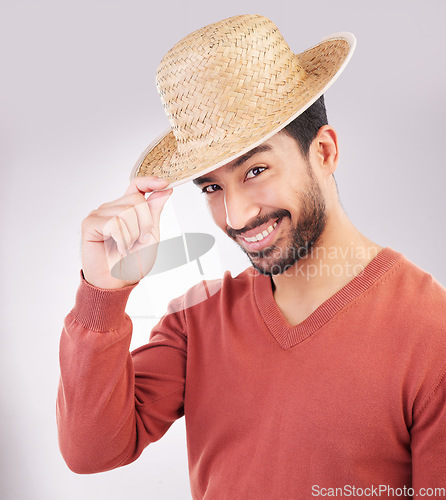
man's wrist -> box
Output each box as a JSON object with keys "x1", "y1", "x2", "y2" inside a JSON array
[{"x1": 70, "y1": 270, "x2": 137, "y2": 332}]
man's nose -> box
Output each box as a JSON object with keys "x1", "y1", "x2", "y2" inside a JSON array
[{"x1": 224, "y1": 186, "x2": 261, "y2": 230}]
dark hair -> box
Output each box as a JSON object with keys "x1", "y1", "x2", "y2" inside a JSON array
[{"x1": 282, "y1": 95, "x2": 328, "y2": 158}]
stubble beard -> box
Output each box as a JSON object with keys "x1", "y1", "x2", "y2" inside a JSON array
[{"x1": 227, "y1": 178, "x2": 327, "y2": 276}]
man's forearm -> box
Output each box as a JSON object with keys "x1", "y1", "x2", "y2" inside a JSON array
[{"x1": 56, "y1": 275, "x2": 141, "y2": 473}]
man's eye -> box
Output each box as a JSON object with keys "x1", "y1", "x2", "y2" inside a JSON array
[
  {"x1": 245, "y1": 166, "x2": 266, "y2": 180},
  {"x1": 202, "y1": 184, "x2": 221, "y2": 194}
]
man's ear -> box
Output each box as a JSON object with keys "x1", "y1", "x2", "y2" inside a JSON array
[{"x1": 312, "y1": 125, "x2": 339, "y2": 175}]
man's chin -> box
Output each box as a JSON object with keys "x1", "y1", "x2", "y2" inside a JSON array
[
  {"x1": 248, "y1": 256, "x2": 297, "y2": 276},
  {"x1": 238, "y1": 243, "x2": 294, "y2": 276}
]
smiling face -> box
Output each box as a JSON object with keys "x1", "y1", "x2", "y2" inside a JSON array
[{"x1": 193, "y1": 131, "x2": 329, "y2": 276}]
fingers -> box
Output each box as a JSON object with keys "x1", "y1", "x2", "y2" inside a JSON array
[
  {"x1": 99, "y1": 182, "x2": 173, "y2": 256},
  {"x1": 81, "y1": 175, "x2": 173, "y2": 288},
  {"x1": 103, "y1": 215, "x2": 134, "y2": 256}
]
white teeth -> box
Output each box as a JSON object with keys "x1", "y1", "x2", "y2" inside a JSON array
[{"x1": 243, "y1": 221, "x2": 278, "y2": 243}]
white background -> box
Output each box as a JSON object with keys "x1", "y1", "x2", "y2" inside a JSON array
[{"x1": 1, "y1": 0, "x2": 445, "y2": 499}]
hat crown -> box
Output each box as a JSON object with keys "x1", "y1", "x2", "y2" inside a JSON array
[{"x1": 155, "y1": 15, "x2": 306, "y2": 157}]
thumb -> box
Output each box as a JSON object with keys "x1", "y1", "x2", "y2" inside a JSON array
[
  {"x1": 147, "y1": 188, "x2": 173, "y2": 235},
  {"x1": 125, "y1": 175, "x2": 170, "y2": 196}
]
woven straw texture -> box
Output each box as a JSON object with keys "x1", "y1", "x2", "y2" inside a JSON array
[{"x1": 134, "y1": 14, "x2": 353, "y2": 185}]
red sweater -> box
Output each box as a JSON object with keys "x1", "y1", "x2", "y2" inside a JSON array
[{"x1": 57, "y1": 248, "x2": 446, "y2": 499}]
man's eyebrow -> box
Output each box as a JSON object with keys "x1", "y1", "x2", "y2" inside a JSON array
[
  {"x1": 229, "y1": 143, "x2": 273, "y2": 170},
  {"x1": 192, "y1": 143, "x2": 273, "y2": 186}
]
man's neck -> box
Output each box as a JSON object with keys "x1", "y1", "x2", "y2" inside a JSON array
[{"x1": 271, "y1": 211, "x2": 383, "y2": 326}]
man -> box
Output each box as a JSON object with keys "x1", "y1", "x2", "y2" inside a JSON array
[{"x1": 57, "y1": 14, "x2": 446, "y2": 499}]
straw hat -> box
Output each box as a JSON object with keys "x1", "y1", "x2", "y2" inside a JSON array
[{"x1": 132, "y1": 14, "x2": 356, "y2": 187}]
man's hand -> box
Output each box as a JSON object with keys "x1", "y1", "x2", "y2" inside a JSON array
[{"x1": 81, "y1": 176, "x2": 173, "y2": 289}]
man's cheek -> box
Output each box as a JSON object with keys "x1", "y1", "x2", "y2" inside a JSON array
[{"x1": 209, "y1": 205, "x2": 228, "y2": 232}]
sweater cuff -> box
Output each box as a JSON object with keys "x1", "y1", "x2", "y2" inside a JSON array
[{"x1": 71, "y1": 271, "x2": 138, "y2": 332}]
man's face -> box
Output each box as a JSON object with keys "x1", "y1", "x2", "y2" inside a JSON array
[{"x1": 193, "y1": 132, "x2": 327, "y2": 276}]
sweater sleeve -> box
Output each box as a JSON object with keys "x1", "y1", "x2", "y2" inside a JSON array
[
  {"x1": 57, "y1": 273, "x2": 187, "y2": 474},
  {"x1": 411, "y1": 364, "x2": 446, "y2": 494}
]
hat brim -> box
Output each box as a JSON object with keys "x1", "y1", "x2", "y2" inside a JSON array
[{"x1": 131, "y1": 32, "x2": 356, "y2": 188}]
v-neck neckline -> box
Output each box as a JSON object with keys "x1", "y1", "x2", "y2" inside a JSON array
[{"x1": 252, "y1": 247, "x2": 402, "y2": 350}]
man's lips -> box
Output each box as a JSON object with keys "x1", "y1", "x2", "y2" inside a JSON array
[
  {"x1": 240, "y1": 220, "x2": 278, "y2": 242},
  {"x1": 235, "y1": 218, "x2": 283, "y2": 252}
]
